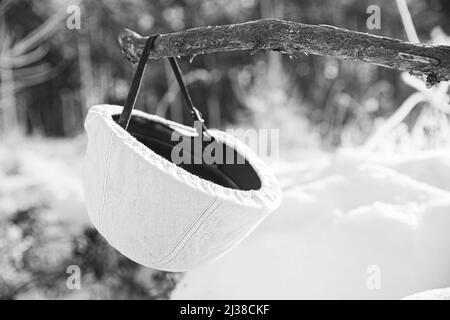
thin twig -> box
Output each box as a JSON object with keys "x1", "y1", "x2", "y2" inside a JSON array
[
  {"x1": 395, "y1": 0, "x2": 420, "y2": 43},
  {"x1": 11, "y1": 0, "x2": 83, "y2": 56},
  {"x1": 364, "y1": 92, "x2": 424, "y2": 151}
]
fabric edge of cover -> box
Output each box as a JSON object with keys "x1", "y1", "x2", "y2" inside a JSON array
[{"x1": 83, "y1": 104, "x2": 282, "y2": 271}]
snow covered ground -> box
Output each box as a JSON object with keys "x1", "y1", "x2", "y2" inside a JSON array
[
  {"x1": 3, "y1": 137, "x2": 449, "y2": 299},
  {"x1": 0, "y1": 137, "x2": 88, "y2": 235},
  {"x1": 172, "y1": 150, "x2": 450, "y2": 299},
  {"x1": 404, "y1": 287, "x2": 450, "y2": 300}
]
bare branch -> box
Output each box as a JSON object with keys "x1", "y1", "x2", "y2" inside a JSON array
[
  {"x1": 0, "y1": 0, "x2": 15, "y2": 16},
  {"x1": 11, "y1": 0, "x2": 83, "y2": 56},
  {"x1": 0, "y1": 46, "x2": 49, "y2": 68},
  {"x1": 395, "y1": 0, "x2": 420, "y2": 43},
  {"x1": 118, "y1": 19, "x2": 450, "y2": 87}
]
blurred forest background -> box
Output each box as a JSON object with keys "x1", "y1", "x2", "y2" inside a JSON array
[
  {"x1": 1, "y1": 0, "x2": 449, "y2": 147},
  {"x1": 0, "y1": 0, "x2": 449, "y2": 299}
]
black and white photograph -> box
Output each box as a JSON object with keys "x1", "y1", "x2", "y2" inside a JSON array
[{"x1": 0, "y1": 0, "x2": 449, "y2": 305}]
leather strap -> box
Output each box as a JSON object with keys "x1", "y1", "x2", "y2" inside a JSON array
[
  {"x1": 118, "y1": 34, "x2": 211, "y2": 141},
  {"x1": 168, "y1": 57, "x2": 209, "y2": 135},
  {"x1": 118, "y1": 35, "x2": 159, "y2": 129}
]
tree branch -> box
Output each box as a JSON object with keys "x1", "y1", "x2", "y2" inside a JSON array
[{"x1": 118, "y1": 19, "x2": 450, "y2": 87}]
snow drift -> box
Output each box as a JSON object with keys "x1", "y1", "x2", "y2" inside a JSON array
[{"x1": 172, "y1": 150, "x2": 450, "y2": 299}]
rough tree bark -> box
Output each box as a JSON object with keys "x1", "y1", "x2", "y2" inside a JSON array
[{"x1": 119, "y1": 19, "x2": 450, "y2": 88}]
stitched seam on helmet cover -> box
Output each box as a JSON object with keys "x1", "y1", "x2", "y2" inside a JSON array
[
  {"x1": 98, "y1": 131, "x2": 115, "y2": 237},
  {"x1": 156, "y1": 197, "x2": 218, "y2": 264},
  {"x1": 159, "y1": 199, "x2": 224, "y2": 266}
]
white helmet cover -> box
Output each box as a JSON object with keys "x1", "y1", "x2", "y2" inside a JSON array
[{"x1": 83, "y1": 104, "x2": 281, "y2": 271}]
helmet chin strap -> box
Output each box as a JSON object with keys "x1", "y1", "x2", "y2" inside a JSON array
[{"x1": 118, "y1": 34, "x2": 213, "y2": 143}]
